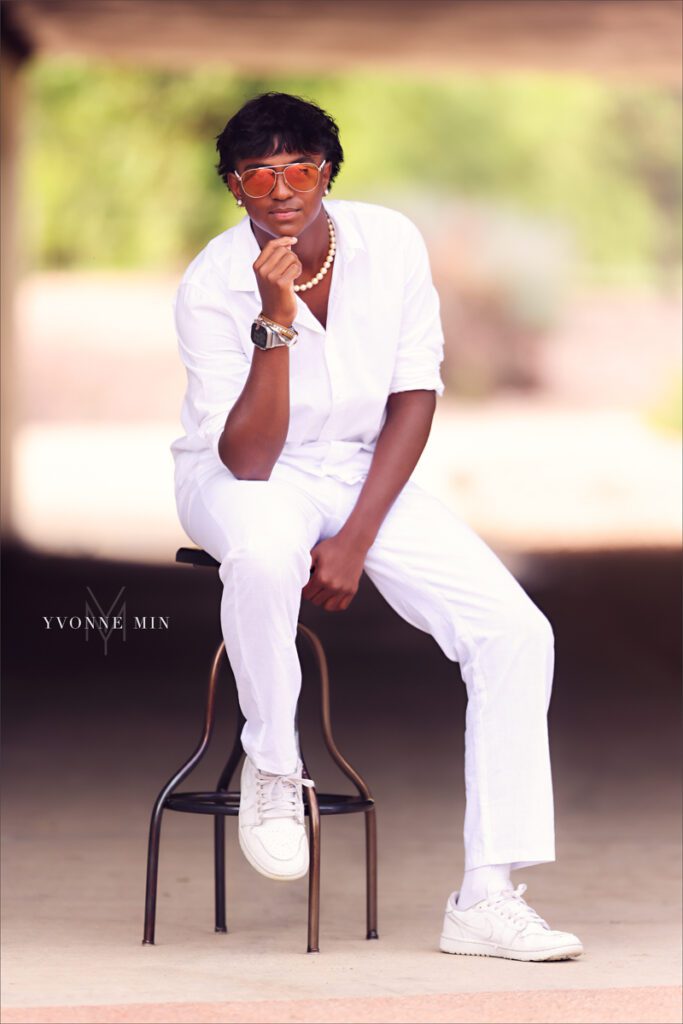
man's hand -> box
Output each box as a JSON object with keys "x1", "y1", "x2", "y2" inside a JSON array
[
  {"x1": 253, "y1": 235, "x2": 301, "y2": 327},
  {"x1": 301, "y1": 534, "x2": 367, "y2": 612}
]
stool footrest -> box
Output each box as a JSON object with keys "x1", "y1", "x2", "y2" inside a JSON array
[{"x1": 165, "y1": 790, "x2": 374, "y2": 816}]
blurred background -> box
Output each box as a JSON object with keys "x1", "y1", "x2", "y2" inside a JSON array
[
  {"x1": 1, "y1": 3, "x2": 681, "y2": 1022},
  {"x1": 5, "y1": 41, "x2": 683, "y2": 558}
]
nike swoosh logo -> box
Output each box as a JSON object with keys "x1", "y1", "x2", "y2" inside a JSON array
[{"x1": 448, "y1": 911, "x2": 497, "y2": 942}]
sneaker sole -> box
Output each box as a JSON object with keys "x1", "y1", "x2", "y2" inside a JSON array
[
  {"x1": 238, "y1": 826, "x2": 310, "y2": 882},
  {"x1": 439, "y1": 935, "x2": 583, "y2": 961}
]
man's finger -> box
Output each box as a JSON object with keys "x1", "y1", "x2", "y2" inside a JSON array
[
  {"x1": 280, "y1": 260, "x2": 303, "y2": 282},
  {"x1": 258, "y1": 247, "x2": 299, "y2": 277},
  {"x1": 253, "y1": 236, "x2": 297, "y2": 270},
  {"x1": 313, "y1": 586, "x2": 335, "y2": 605},
  {"x1": 304, "y1": 579, "x2": 327, "y2": 602}
]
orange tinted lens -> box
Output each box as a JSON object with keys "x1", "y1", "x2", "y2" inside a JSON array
[
  {"x1": 284, "y1": 164, "x2": 319, "y2": 191},
  {"x1": 241, "y1": 168, "x2": 276, "y2": 197}
]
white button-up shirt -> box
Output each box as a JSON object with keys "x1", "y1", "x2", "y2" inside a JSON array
[{"x1": 170, "y1": 198, "x2": 446, "y2": 490}]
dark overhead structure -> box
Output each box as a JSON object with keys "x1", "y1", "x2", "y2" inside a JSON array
[{"x1": 2, "y1": 0, "x2": 681, "y2": 79}]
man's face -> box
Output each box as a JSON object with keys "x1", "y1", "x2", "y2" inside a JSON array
[{"x1": 228, "y1": 149, "x2": 331, "y2": 238}]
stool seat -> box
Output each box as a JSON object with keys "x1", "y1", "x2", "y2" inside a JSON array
[
  {"x1": 165, "y1": 790, "x2": 374, "y2": 816},
  {"x1": 176, "y1": 546, "x2": 220, "y2": 569}
]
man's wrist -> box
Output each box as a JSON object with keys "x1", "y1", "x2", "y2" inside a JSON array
[
  {"x1": 336, "y1": 519, "x2": 377, "y2": 555},
  {"x1": 260, "y1": 309, "x2": 295, "y2": 330}
]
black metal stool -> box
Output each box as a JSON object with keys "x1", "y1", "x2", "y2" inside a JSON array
[{"x1": 142, "y1": 546, "x2": 378, "y2": 953}]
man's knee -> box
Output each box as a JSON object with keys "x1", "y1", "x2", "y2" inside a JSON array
[
  {"x1": 219, "y1": 532, "x2": 310, "y2": 587},
  {"x1": 488, "y1": 595, "x2": 555, "y2": 653},
  {"x1": 523, "y1": 604, "x2": 555, "y2": 649},
  {"x1": 513, "y1": 602, "x2": 554, "y2": 659}
]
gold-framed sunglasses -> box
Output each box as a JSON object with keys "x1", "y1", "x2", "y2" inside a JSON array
[{"x1": 233, "y1": 158, "x2": 327, "y2": 199}]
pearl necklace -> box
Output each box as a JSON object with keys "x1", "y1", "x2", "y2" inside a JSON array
[{"x1": 293, "y1": 216, "x2": 336, "y2": 292}]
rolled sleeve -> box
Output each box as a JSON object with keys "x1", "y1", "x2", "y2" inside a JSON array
[
  {"x1": 389, "y1": 218, "x2": 446, "y2": 397},
  {"x1": 174, "y1": 281, "x2": 251, "y2": 466}
]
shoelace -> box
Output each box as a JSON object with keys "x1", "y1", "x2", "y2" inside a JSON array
[
  {"x1": 486, "y1": 883, "x2": 551, "y2": 932},
  {"x1": 256, "y1": 768, "x2": 315, "y2": 823}
]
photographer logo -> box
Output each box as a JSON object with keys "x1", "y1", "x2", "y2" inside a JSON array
[{"x1": 43, "y1": 586, "x2": 170, "y2": 655}]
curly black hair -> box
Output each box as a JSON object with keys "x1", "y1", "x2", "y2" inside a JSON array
[{"x1": 215, "y1": 91, "x2": 344, "y2": 192}]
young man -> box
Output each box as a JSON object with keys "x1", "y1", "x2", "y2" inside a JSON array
[{"x1": 170, "y1": 91, "x2": 583, "y2": 961}]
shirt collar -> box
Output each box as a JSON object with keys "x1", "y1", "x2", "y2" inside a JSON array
[{"x1": 227, "y1": 199, "x2": 365, "y2": 294}]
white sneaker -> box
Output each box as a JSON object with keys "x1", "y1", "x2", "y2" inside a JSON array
[
  {"x1": 238, "y1": 755, "x2": 315, "y2": 881},
  {"x1": 439, "y1": 883, "x2": 584, "y2": 961}
]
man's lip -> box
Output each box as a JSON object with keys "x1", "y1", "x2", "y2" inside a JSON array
[{"x1": 269, "y1": 208, "x2": 301, "y2": 215}]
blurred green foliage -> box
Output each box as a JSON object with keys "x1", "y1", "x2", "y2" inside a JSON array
[
  {"x1": 20, "y1": 59, "x2": 682, "y2": 279},
  {"x1": 645, "y1": 375, "x2": 683, "y2": 437}
]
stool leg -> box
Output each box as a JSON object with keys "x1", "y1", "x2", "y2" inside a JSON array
[
  {"x1": 142, "y1": 798, "x2": 164, "y2": 945},
  {"x1": 213, "y1": 708, "x2": 246, "y2": 934},
  {"x1": 304, "y1": 778, "x2": 321, "y2": 954},
  {"x1": 214, "y1": 816, "x2": 227, "y2": 933},
  {"x1": 142, "y1": 639, "x2": 225, "y2": 945},
  {"x1": 365, "y1": 807, "x2": 379, "y2": 939},
  {"x1": 298, "y1": 707, "x2": 321, "y2": 953},
  {"x1": 297, "y1": 623, "x2": 379, "y2": 942}
]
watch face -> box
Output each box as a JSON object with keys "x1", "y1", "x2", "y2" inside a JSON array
[{"x1": 251, "y1": 322, "x2": 269, "y2": 348}]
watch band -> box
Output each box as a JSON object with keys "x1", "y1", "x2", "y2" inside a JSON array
[{"x1": 256, "y1": 313, "x2": 298, "y2": 341}]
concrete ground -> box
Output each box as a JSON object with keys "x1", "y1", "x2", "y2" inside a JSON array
[{"x1": 1, "y1": 543, "x2": 681, "y2": 1023}]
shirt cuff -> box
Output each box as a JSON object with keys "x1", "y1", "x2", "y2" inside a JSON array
[{"x1": 389, "y1": 374, "x2": 445, "y2": 397}]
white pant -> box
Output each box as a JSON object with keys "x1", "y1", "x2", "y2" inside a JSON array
[{"x1": 175, "y1": 456, "x2": 556, "y2": 872}]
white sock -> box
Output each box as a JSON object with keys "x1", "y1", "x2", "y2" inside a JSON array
[{"x1": 456, "y1": 863, "x2": 512, "y2": 909}]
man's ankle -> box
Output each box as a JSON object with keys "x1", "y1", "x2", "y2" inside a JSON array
[{"x1": 457, "y1": 863, "x2": 512, "y2": 909}]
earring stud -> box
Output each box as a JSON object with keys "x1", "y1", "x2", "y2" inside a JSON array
[{"x1": 236, "y1": 198, "x2": 243, "y2": 206}]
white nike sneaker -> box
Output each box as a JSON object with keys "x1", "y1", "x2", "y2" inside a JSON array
[
  {"x1": 439, "y1": 882, "x2": 584, "y2": 961},
  {"x1": 238, "y1": 755, "x2": 315, "y2": 881}
]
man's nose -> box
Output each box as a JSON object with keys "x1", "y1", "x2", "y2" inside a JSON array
[{"x1": 271, "y1": 171, "x2": 294, "y2": 200}]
